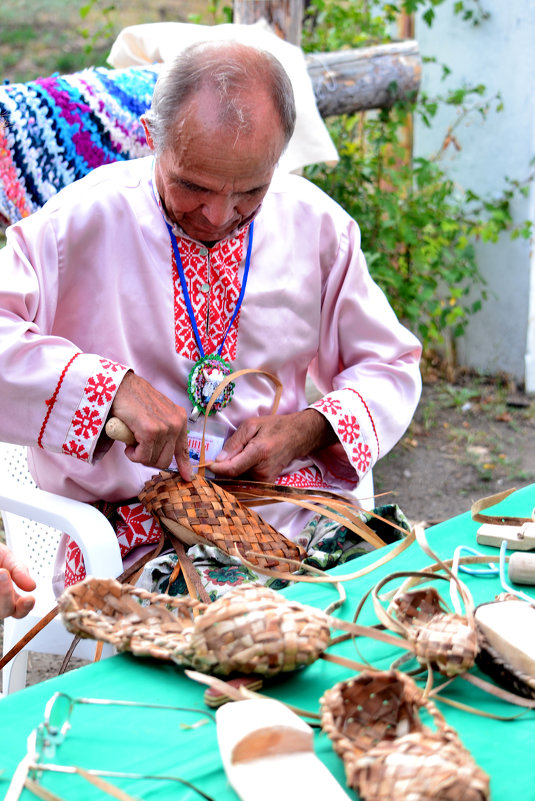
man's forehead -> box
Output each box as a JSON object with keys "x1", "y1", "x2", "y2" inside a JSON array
[
  {"x1": 164, "y1": 158, "x2": 274, "y2": 196},
  {"x1": 160, "y1": 103, "x2": 283, "y2": 194}
]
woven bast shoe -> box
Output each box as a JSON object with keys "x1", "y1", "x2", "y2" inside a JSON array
[
  {"x1": 389, "y1": 587, "x2": 479, "y2": 677},
  {"x1": 369, "y1": 525, "x2": 480, "y2": 678},
  {"x1": 139, "y1": 470, "x2": 305, "y2": 574},
  {"x1": 59, "y1": 580, "x2": 331, "y2": 677},
  {"x1": 185, "y1": 583, "x2": 331, "y2": 676},
  {"x1": 320, "y1": 670, "x2": 490, "y2": 801}
]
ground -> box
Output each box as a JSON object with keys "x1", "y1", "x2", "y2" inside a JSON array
[{"x1": 374, "y1": 365, "x2": 535, "y2": 526}]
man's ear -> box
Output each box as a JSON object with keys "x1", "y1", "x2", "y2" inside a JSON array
[{"x1": 141, "y1": 115, "x2": 155, "y2": 151}]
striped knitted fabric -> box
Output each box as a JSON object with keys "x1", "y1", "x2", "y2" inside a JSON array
[{"x1": 0, "y1": 64, "x2": 160, "y2": 226}]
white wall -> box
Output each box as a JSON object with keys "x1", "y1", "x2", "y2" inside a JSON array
[{"x1": 414, "y1": 1, "x2": 535, "y2": 384}]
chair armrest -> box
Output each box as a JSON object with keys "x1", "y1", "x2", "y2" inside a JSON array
[{"x1": 0, "y1": 481, "x2": 123, "y2": 577}]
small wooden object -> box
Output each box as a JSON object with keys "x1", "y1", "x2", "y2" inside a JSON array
[
  {"x1": 105, "y1": 416, "x2": 136, "y2": 446},
  {"x1": 217, "y1": 698, "x2": 352, "y2": 801}
]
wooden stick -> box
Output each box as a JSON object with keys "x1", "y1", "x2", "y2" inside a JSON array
[{"x1": 0, "y1": 604, "x2": 59, "y2": 671}]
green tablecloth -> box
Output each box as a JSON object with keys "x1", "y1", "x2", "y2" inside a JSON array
[{"x1": 2, "y1": 486, "x2": 535, "y2": 800}]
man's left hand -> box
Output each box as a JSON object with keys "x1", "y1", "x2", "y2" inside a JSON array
[{"x1": 208, "y1": 408, "x2": 336, "y2": 482}]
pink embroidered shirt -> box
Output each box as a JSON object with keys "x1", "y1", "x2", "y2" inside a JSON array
[{"x1": 0, "y1": 157, "x2": 421, "y2": 541}]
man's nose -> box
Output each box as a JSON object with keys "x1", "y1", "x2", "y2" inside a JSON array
[{"x1": 201, "y1": 195, "x2": 236, "y2": 227}]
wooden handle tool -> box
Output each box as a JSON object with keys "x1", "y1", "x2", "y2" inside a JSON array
[{"x1": 105, "y1": 416, "x2": 136, "y2": 446}]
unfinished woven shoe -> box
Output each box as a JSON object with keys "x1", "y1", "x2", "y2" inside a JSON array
[
  {"x1": 390, "y1": 587, "x2": 478, "y2": 676},
  {"x1": 139, "y1": 471, "x2": 304, "y2": 573},
  {"x1": 59, "y1": 579, "x2": 331, "y2": 677},
  {"x1": 320, "y1": 670, "x2": 489, "y2": 801}
]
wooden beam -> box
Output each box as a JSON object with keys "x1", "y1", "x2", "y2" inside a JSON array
[{"x1": 306, "y1": 40, "x2": 421, "y2": 116}]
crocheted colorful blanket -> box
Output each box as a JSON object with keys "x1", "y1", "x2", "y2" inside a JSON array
[{"x1": 0, "y1": 64, "x2": 160, "y2": 226}]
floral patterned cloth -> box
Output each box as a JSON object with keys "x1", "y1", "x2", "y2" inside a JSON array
[{"x1": 136, "y1": 504, "x2": 410, "y2": 600}]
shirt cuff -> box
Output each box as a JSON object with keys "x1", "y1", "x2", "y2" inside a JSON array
[
  {"x1": 309, "y1": 388, "x2": 380, "y2": 484},
  {"x1": 38, "y1": 355, "x2": 131, "y2": 463}
]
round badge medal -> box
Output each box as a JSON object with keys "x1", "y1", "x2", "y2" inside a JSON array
[{"x1": 188, "y1": 354, "x2": 234, "y2": 419}]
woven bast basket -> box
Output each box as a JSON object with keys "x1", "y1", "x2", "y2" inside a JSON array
[
  {"x1": 139, "y1": 470, "x2": 305, "y2": 573},
  {"x1": 320, "y1": 670, "x2": 490, "y2": 801},
  {"x1": 58, "y1": 579, "x2": 331, "y2": 677}
]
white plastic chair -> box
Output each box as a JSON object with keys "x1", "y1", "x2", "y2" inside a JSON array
[{"x1": 0, "y1": 442, "x2": 123, "y2": 695}]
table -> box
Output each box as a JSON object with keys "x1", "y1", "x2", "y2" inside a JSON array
[{"x1": 2, "y1": 486, "x2": 535, "y2": 800}]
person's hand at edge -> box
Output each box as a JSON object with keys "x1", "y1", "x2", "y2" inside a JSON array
[{"x1": 0, "y1": 544, "x2": 36, "y2": 620}]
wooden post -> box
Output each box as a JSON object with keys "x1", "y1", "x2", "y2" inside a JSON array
[{"x1": 233, "y1": 0, "x2": 304, "y2": 45}]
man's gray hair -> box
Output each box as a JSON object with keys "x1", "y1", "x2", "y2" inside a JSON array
[{"x1": 143, "y1": 40, "x2": 296, "y2": 155}]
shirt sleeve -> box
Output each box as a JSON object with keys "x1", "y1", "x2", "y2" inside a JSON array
[
  {"x1": 307, "y1": 221, "x2": 422, "y2": 489},
  {"x1": 0, "y1": 215, "x2": 131, "y2": 464}
]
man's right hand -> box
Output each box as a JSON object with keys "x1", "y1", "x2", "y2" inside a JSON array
[
  {"x1": 0, "y1": 544, "x2": 36, "y2": 620},
  {"x1": 109, "y1": 371, "x2": 192, "y2": 481}
]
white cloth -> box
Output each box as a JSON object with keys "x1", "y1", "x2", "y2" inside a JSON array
[
  {"x1": 107, "y1": 20, "x2": 339, "y2": 174},
  {"x1": 0, "y1": 156, "x2": 421, "y2": 539}
]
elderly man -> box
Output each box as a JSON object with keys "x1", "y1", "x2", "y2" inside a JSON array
[{"x1": 0, "y1": 41, "x2": 421, "y2": 590}]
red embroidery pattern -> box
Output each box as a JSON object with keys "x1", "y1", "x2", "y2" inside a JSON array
[
  {"x1": 276, "y1": 467, "x2": 331, "y2": 489},
  {"x1": 353, "y1": 442, "x2": 372, "y2": 472},
  {"x1": 99, "y1": 359, "x2": 124, "y2": 372},
  {"x1": 64, "y1": 540, "x2": 87, "y2": 587},
  {"x1": 38, "y1": 352, "x2": 82, "y2": 448},
  {"x1": 311, "y1": 388, "x2": 379, "y2": 478},
  {"x1": 62, "y1": 358, "x2": 127, "y2": 461},
  {"x1": 172, "y1": 229, "x2": 247, "y2": 361},
  {"x1": 116, "y1": 503, "x2": 161, "y2": 550},
  {"x1": 62, "y1": 441, "x2": 89, "y2": 461},
  {"x1": 85, "y1": 373, "x2": 117, "y2": 405},
  {"x1": 344, "y1": 387, "x2": 380, "y2": 456},
  {"x1": 315, "y1": 397, "x2": 342, "y2": 415},
  {"x1": 64, "y1": 502, "x2": 163, "y2": 587},
  {"x1": 337, "y1": 414, "x2": 361, "y2": 443},
  {"x1": 72, "y1": 407, "x2": 101, "y2": 439}
]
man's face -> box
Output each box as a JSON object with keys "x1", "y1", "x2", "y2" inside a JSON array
[{"x1": 148, "y1": 88, "x2": 286, "y2": 243}]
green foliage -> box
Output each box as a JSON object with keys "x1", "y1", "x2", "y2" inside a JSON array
[
  {"x1": 78, "y1": 0, "x2": 117, "y2": 56},
  {"x1": 188, "y1": 0, "x2": 233, "y2": 25},
  {"x1": 303, "y1": 0, "x2": 533, "y2": 350}
]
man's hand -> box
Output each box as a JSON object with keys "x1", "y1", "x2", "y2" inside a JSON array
[
  {"x1": 209, "y1": 408, "x2": 336, "y2": 482},
  {"x1": 109, "y1": 371, "x2": 192, "y2": 481},
  {"x1": 0, "y1": 544, "x2": 36, "y2": 620}
]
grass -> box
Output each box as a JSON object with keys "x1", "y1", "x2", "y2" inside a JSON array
[{"x1": 0, "y1": 0, "x2": 207, "y2": 83}]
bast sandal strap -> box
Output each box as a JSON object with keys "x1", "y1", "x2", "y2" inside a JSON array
[{"x1": 471, "y1": 487, "x2": 535, "y2": 526}]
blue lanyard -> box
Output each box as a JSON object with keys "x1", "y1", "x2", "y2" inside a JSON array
[{"x1": 165, "y1": 219, "x2": 254, "y2": 359}]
